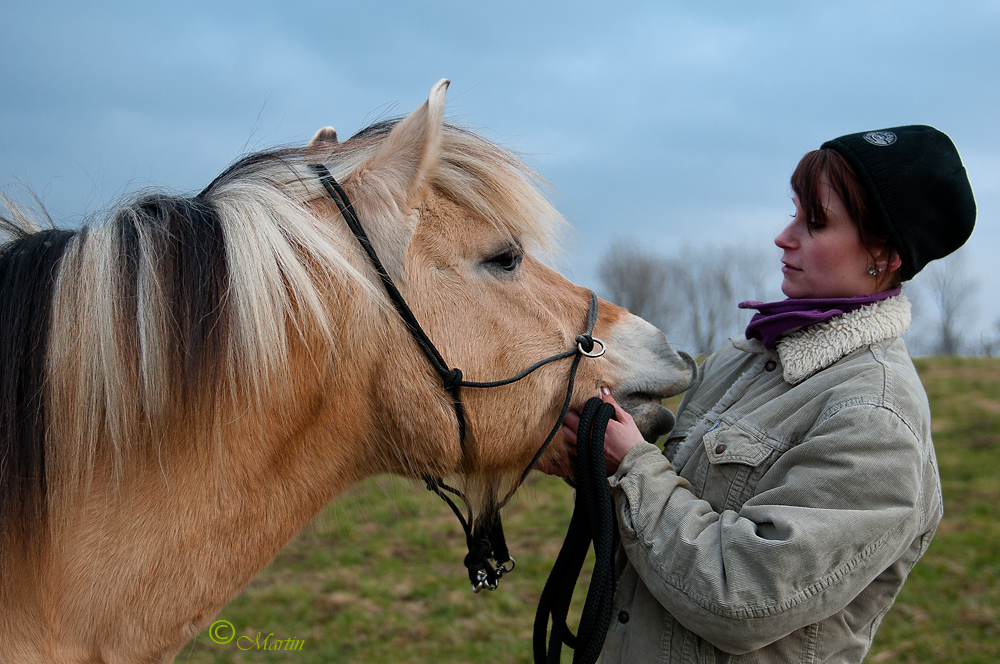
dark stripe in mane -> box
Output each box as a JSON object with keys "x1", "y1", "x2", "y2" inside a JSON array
[
  {"x1": 0, "y1": 227, "x2": 76, "y2": 548},
  {"x1": 115, "y1": 194, "x2": 230, "y2": 395},
  {"x1": 349, "y1": 118, "x2": 399, "y2": 141},
  {"x1": 1, "y1": 192, "x2": 230, "y2": 552},
  {"x1": 195, "y1": 123, "x2": 400, "y2": 203},
  {"x1": 199, "y1": 147, "x2": 302, "y2": 197}
]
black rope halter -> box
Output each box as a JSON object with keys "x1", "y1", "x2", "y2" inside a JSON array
[{"x1": 311, "y1": 163, "x2": 607, "y2": 593}]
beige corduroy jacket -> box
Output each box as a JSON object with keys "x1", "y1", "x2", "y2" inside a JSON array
[{"x1": 601, "y1": 296, "x2": 942, "y2": 663}]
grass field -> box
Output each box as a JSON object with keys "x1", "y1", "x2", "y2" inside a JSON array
[{"x1": 182, "y1": 357, "x2": 1000, "y2": 663}]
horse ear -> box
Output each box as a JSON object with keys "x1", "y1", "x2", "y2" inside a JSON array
[
  {"x1": 358, "y1": 78, "x2": 450, "y2": 206},
  {"x1": 308, "y1": 126, "x2": 338, "y2": 147}
]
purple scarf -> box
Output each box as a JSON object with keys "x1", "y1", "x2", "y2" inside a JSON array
[{"x1": 740, "y1": 289, "x2": 901, "y2": 350}]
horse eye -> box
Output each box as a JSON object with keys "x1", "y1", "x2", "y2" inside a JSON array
[{"x1": 488, "y1": 250, "x2": 522, "y2": 272}]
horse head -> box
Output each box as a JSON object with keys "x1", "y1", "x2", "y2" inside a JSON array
[{"x1": 306, "y1": 80, "x2": 693, "y2": 506}]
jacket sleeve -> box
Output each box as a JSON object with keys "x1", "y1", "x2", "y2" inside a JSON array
[{"x1": 608, "y1": 403, "x2": 930, "y2": 654}]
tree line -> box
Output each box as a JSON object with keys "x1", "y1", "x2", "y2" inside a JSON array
[{"x1": 597, "y1": 240, "x2": 993, "y2": 357}]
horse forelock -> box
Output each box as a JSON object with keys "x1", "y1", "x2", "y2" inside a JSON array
[
  {"x1": 431, "y1": 124, "x2": 565, "y2": 257},
  {"x1": 337, "y1": 119, "x2": 565, "y2": 256}
]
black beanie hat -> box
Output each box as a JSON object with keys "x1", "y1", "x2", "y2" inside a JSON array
[{"x1": 821, "y1": 125, "x2": 976, "y2": 281}]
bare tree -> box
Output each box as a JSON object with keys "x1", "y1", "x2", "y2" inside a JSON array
[
  {"x1": 911, "y1": 249, "x2": 981, "y2": 355},
  {"x1": 668, "y1": 243, "x2": 775, "y2": 356},
  {"x1": 597, "y1": 240, "x2": 678, "y2": 331},
  {"x1": 979, "y1": 318, "x2": 1000, "y2": 358},
  {"x1": 597, "y1": 239, "x2": 777, "y2": 356}
]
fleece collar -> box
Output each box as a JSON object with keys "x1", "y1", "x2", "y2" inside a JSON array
[{"x1": 731, "y1": 295, "x2": 911, "y2": 384}]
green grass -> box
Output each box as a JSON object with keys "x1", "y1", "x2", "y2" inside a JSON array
[
  {"x1": 866, "y1": 358, "x2": 1000, "y2": 664},
  {"x1": 181, "y1": 357, "x2": 1000, "y2": 663},
  {"x1": 181, "y1": 474, "x2": 585, "y2": 663}
]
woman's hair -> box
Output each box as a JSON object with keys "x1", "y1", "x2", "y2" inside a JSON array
[{"x1": 790, "y1": 149, "x2": 903, "y2": 290}]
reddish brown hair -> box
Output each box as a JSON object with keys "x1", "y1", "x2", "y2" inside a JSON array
[{"x1": 791, "y1": 149, "x2": 903, "y2": 290}]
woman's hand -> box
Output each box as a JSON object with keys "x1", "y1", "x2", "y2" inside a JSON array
[{"x1": 557, "y1": 387, "x2": 646, "y2": 476}]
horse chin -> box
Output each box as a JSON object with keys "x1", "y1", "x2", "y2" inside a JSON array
[
  {"x1": 616, "y1": 350, "x2": 696, "y2": 441},
  {"x1": 620, "y1": 398, "x2": 677, "y2": 442}
]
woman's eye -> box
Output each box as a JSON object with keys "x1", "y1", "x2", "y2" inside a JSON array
[{"x1": 489, "y1": 250, "x2": 522, "y2": 272}]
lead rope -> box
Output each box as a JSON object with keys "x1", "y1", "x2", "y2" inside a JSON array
[{"x1": 534, "y1": 397, "x2": 617, "y2": 664}]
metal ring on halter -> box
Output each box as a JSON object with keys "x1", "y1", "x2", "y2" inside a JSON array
[
  {"x1": 497, "y1": 557, "x2": 516, "y2": 575},
  {"x1": 578, "y1": 337, "x2": 606, "y2": 358}
]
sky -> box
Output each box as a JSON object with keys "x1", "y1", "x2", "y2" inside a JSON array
[{"x1": 3, "y1": 1, "x2": 998, "y2": 346}]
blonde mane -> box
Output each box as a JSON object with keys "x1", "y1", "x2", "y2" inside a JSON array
[{"x1": 0, "y1": 120, "x2": 565, "y2": 530}]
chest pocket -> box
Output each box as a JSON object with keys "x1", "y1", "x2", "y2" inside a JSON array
[{"x1": 699, "y1": 424, "x2": 777, "y2": 512}]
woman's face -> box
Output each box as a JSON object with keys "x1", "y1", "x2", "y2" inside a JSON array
[{"x1": 774, "y1": 175, "x2": 877, "y2": 299}]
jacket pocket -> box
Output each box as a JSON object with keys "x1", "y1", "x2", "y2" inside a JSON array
[{"x1": 700, "y1": 424, "x2": 776, "y2": 511}]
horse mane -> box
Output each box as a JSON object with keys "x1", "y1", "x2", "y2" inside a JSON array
[
  {"x1": 0, "y1": 119, "x2": 564, "y2": 548},
  {"x1": 0, "y1": 223, "x2": 76, "y2": 550}
]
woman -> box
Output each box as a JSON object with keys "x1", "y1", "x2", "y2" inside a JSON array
[{"x1": 558, "y1": 125, "x2": 975, "y2": 662}]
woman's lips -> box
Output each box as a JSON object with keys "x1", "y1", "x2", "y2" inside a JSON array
[{"x1": 782, "y1": 262, "x2": 802, "y2": 273}]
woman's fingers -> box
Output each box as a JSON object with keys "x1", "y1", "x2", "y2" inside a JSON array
[
  {"x1": 600, "y1": 386, "x2": 633, "y2": 425},
  {"x1": 562, "y1": 409, "x2": 580, "y2": 445},
  {"x1": 598, "y1": 386, "x2": 645, "y2": 474}
]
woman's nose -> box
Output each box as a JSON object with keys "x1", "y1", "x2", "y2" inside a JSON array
[{"x1": 774, "y1": 221, "x2": 796, "y2": 249}]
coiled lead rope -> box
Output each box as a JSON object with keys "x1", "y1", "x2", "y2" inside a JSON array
[{"x1": 534, "y1": 397, "x2": 617, "y2": 664}]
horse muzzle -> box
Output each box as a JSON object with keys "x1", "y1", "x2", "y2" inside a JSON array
[{"x1": 616, "y1": 350, "x2": 697, "y2": 441}]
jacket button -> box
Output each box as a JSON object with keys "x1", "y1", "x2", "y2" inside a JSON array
[
  {"x1": 618, "y1": 610, "x2": 630, "y2": 624},
  {"x1": 764, "y1": 360, "x2": 777, "y2": 371},
  {"x1": 714, "y1": 444, "x2": 727, "y2": 455}
]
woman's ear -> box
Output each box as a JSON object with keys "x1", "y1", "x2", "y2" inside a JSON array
[
  {"x1": 874, "y1": 247, "x2": 902, "y2": 274},
  {"x1": 884, "y1": 248, "x2": 902, "y2": 274}
]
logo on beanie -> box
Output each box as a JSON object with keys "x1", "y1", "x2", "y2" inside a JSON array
[{"x1": 863, "y1": 131, "x2": 897, "y2": 146}]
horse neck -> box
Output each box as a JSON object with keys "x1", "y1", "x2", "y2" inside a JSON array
[{"x1": 203, "y1": 282, "x2": 465, "y2": 511}]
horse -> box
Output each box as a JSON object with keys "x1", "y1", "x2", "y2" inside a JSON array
[{"x1": 0, "y1": 80, "x2": 692, "y2": 663}]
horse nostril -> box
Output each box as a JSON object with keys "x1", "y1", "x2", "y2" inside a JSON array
[{"x1": 677, "y1": 351, "x2": 698, "y2": 390}]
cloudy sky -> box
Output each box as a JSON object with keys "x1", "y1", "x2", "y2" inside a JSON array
[{"x1": 3, "y1": 1, "x2": 998, "y2": 344}]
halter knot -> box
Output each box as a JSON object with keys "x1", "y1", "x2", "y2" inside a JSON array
[
  {"x1": 443, "y1": 367, "x2": 464, "y2": 389},
  {"x1": 576, "y1": 334, "x2": 594, "y2": 353},
  {"x1": 464, "y1": 537, "x2": 499, "y2": 590},
  {"x1": 464, "y1": 537, "x2": 493, "y2": 568}
]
